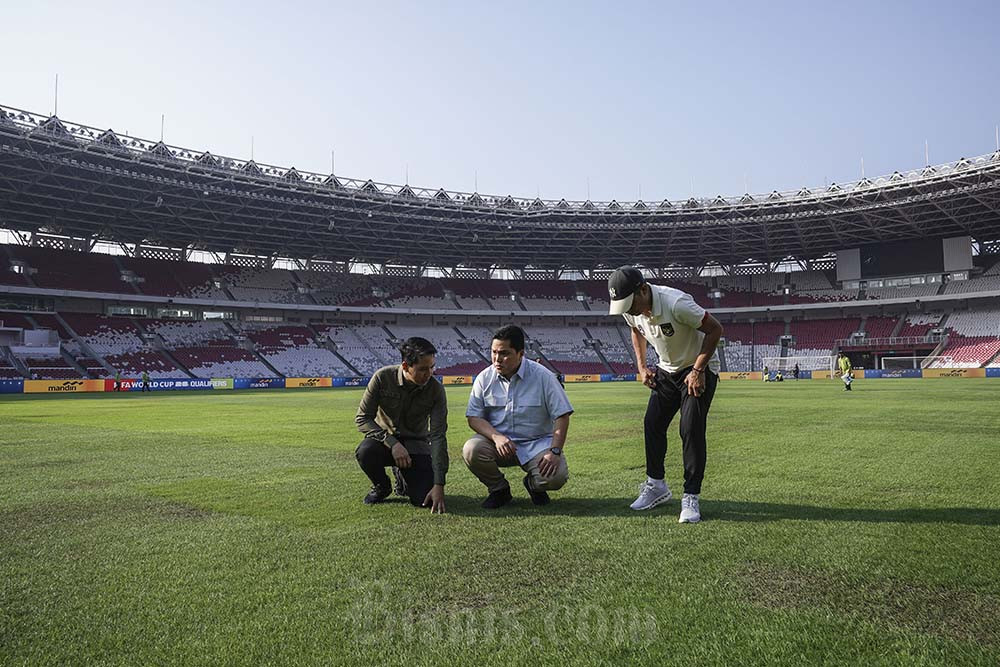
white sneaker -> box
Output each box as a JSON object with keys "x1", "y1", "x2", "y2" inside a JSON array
[
  {"x1": 629, "y1": 479, "x2": 672, "y2": 510},
  {"x1": 679, "y1": 493, "x2": 701, "y2": 523}
]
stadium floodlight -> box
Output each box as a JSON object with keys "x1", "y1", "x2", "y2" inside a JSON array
[
  {"x1": 881, "y1": 355, "x2": 956, "y2": 370},
  {"x1": 762, "y1": 355, "x2": 836, "y2": 375}
]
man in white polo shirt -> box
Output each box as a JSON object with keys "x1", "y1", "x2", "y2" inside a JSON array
[{"x1": 609, "y1": 266, "x2": 723, "y2": 523}]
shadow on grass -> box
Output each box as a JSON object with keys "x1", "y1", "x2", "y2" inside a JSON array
[{"x1": 445, "y1": 496, "x2": 1000, "y2": 525}]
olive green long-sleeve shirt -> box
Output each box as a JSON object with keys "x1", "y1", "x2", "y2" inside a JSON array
[{"x1": 355, "y1": 365, "x2": 449, "y2": 485}]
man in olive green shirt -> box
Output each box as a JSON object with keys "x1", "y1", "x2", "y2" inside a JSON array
[{"x1": 355, "y1": 337, "x2": 449, "y2": 513}]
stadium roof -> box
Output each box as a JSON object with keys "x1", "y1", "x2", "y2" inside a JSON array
[{"x1": 2, "y1": 103, "x2": 1000, "y2": 271}]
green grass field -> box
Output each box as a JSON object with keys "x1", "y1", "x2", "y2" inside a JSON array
[{"x1": 2, "y1": 379, "x2": 999, "y2": 666}]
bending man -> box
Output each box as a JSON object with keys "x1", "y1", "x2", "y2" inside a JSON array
[{"x1": 609, "y1": 266, "x2": 723, "y2": 524}]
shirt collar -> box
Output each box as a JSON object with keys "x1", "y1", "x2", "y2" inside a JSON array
[
  {"x1": 496, "y1": 358, "x2": 528, "y2": 384},
  {"x1": 650, "y1": 284, "x2": 663, "y2": 319}
]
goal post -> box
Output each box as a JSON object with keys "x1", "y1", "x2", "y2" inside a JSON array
[
  {"x1": 761, "y1": 355, "x2": 836, "y2": 375},
  {"x1": 880, "y1": 355, "x2": 955, "y2": 370}
]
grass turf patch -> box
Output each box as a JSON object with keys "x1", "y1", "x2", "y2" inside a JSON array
[{"x1": 1, "y1": 379, "x2": 998, "y2": 665}]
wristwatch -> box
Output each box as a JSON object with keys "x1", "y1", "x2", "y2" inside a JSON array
[{"x1": 550, "y1": 447, "x2": 563, "y2": 456}]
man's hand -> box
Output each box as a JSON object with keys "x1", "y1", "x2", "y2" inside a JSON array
[
  {"x1": 538, "y1": 451, "x2": 561, "y2": 478},
  {"x1": 391, "y1": 442, "x2": 412, "y2": 469},
  {"x1": 493, "y1": 433, "x2": 517, "y2": 460},
  {"x1": 423, "y1": 484, "x2": 446, "y2": 514},
  {"x1": 685, "y1": 368, "x2": 706, "y2": 396},
  {"x1": 639, "y1": 367, "x2": 657, "y2": 388}
]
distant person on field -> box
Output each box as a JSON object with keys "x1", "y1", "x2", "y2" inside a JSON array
[
  {"x1": 354, "y1": 337, "x2": 448, "y2": 513},
  {"x1": 793, "y1": 363, "x2": 800, "y2": 380},
  {"x1": 838, "y1": 352, "x2": 853, "y2": 392},
  {"x1": 141, "y1": 370, "x2": 150, "y2": 392},
  {"x1": 610, "y1": 266, "x2": 723, "y2": 524},
  {"x1": 464, "y1": 325, "x2": 573, "y2": 509},
  {"x1": 113, "y1": 370, "x2": 121, "y2": 392},
  {"x1": 762, "y1": 365, "x2": 769, "y2": 382}
]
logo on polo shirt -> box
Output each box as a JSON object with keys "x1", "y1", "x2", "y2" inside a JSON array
[{"x1": 663, "y1": 323, "x2": 675, "y2": 337}]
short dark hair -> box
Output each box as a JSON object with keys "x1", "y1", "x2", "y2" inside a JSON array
[
  {"x1": 400, "y1": 337, "x2": 437, "y2": 366},
  {"x1": 492, "y1": 325, "x2": 525, "y2": 352}
]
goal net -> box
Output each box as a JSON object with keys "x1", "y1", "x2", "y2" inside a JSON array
[
  {"x1": 880, "y1": 355, "x2": 955, "y2": 370},
  {"x1": 761, "y1": 355, "x2": 835, "y2": 374}
]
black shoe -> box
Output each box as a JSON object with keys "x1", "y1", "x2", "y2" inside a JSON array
[
  {"x1": 363, "y1": 484, "x2": 391, "y2": 505},
  {"x1": 392, "y1": 466, "x2": 408, "y2": 497},
  {"x1": 523, "y1": 475, "x2": 550, "y2": 506},
  {"x1": 481, "y1": 484, "x2": 513, "y2": 509}
]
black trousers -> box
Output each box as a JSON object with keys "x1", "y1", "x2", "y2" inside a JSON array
[
  {"x1": 355, "y1": 438, "x2": 434, "y2": 506},
  {"x1": 644, "y1": 366, "x2": 718, "y2": 495}
]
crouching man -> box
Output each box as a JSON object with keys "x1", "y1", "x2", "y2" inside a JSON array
[
  {"x1": 354, "y1": 336, "x2": 448, "y2": 513},
  {"x1": 463, "y1": 325, "x2": 573, "y2": 509}
]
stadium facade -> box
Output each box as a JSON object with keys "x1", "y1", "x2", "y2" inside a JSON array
[{"x1": 1, "y1": 103, "x2": 1000, "y2": 385}]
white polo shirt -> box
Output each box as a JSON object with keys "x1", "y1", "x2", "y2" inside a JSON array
[{"x1": 623, "y1": 284, "x2": 720, "y2": 374}]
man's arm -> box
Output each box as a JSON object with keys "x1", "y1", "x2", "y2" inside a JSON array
[
  {"x1": 631, "y1": 326, "x2": 656, "y2": 387},
  {"x1": 467, "y1": 416, "x2": 517, "y2": 459},
  {"x1": 355, "y1": 373, "x2": 396, "y2": 447},
  {"x1": 428, "y1": 385, "x2": 449, "y2": 487},
  {"x1": 684, "y1": 313, "x2": 723, "y2": 396},
  {"x1": 422, "y1": 384, "x2": 449, "y2": 513},
  {"x1": 355, "y1": 373, "x2": 411, "y2": 467},
  {"x1": 694, "y1": 313, "x2": 723, "y2": 372},
  {"x1": 538, "y1": 413, "x2": 570, "y2": 478}
]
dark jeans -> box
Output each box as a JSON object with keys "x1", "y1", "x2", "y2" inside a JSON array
[
  {"x1": 355, "y1": 438, "x2": 433, "y2": 506},
  {"x1": 644, "y1": 366, "x2": 718, "y2": 495}
]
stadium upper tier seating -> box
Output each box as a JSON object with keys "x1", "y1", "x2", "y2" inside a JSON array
[
  {"x1": 863, "y1": 316, "x2": 898, "y2": 339},
  {"x1": 7, "y1": 245, "x2": 1000, "y2": 313},
  {"x1": 6, "y1": 245, "x2": 124, "y2": 293},
  {"x1": 897, "y1": 313, "x2": 943, "y2": 338}
]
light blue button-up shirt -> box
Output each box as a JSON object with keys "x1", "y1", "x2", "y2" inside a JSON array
[{"x1": 466, "y1": 359, "x2": 574, "y2": 464}]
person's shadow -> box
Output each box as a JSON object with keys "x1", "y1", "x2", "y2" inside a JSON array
[{"x1": 443, "y1": 496, "x2": 1000, "y2": 526}]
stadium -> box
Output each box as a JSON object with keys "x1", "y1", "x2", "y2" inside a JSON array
[
  {"x1": 2, "y1": 102, "x2": 1000, "y2": 386},
  {"x1": 5, "y1": 4, "x2": 1000, "y2": 657}
]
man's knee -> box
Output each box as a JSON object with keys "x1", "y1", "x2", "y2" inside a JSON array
[
  {"x1": 462, "y1": 436, "x2": 490, "y2": 465},
  {"x1": 355, "y1": 438, "x2": 382, "y2": 463},
  {"x1": 532, "y1": 460, "x2": 569, "y2": 491}
]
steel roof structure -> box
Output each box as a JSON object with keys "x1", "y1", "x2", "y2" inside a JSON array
[{"x1": 2, "y1": 103, "x2": 1000, "y2": 272}]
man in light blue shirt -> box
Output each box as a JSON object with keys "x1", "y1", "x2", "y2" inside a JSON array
[{"x1": 464, "y1": 325, "x2": 574, "y2": 509}]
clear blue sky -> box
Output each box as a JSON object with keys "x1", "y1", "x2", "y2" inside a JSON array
[{"x1": 2, "y1": 0, "x2": 998, "y2": 202}]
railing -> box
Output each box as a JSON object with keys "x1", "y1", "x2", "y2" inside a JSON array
[{"x1": 836, "y1": 335, "x2": 945, "y2": 348}]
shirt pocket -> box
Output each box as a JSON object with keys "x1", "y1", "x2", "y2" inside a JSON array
[
  {"x1": 515, "y1": 387, "x2": 544, "y2": 410},
  {"x1": 484, "y1": 392, "x2": 507, "y2": 410},
  {"x1": 379, "y1": 390, "x2": 402, "y2": 414}
]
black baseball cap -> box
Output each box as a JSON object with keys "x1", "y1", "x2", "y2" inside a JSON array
[{"x1": 608, "y1": 266, "x2": 645, "y2": 315}]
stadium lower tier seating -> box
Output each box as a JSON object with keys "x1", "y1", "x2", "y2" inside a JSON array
[
  {"x1": 22, "y1": 355, "x2": 79, "y2": 380},
  {"x1": 930, "y1": 335, "x2": 1000, "y2": 368},
  {"x1": 2, "y1": 304, "x2": 1000, "y2": 379},
  {"x1": 170, "y1": 345, "x2": 276, "y2": 378},
  {"x1": 103, "y1": 351, "x2": 186, "y2": 379}
]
